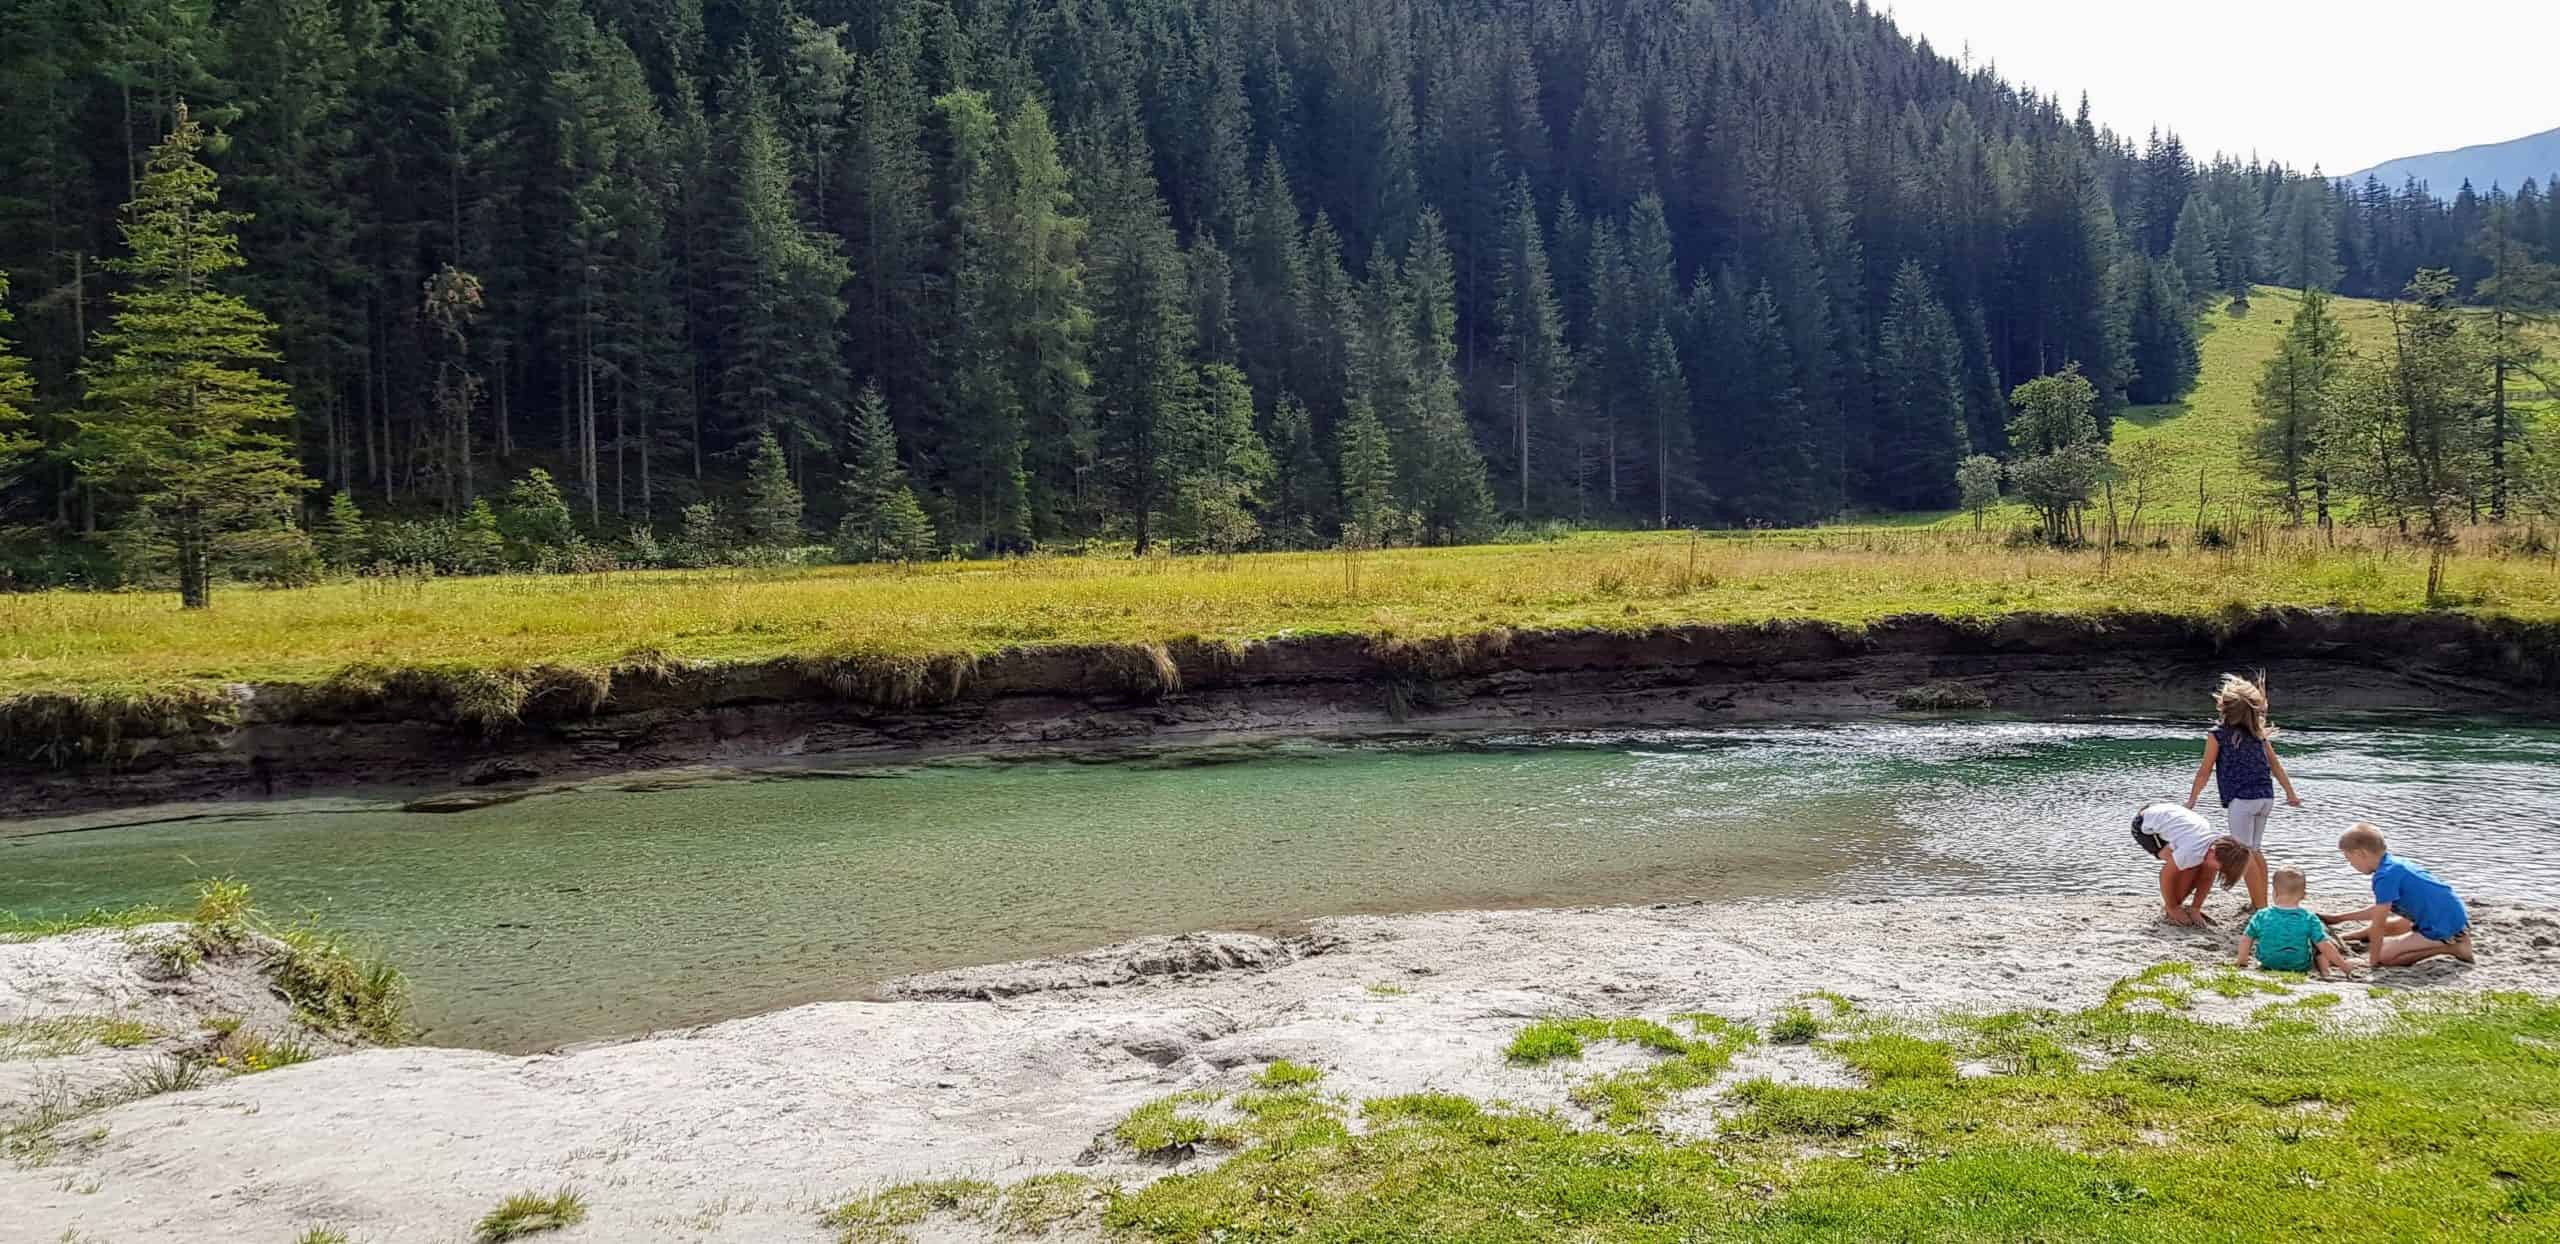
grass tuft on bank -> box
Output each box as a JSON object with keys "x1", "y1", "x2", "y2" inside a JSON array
[
  {"x1": 1093, "y1": 987, "x2": 2560, "y2": 1241},
  {"x1": 473, "y1": 1186, "x2": 587, "y2": 1242}
]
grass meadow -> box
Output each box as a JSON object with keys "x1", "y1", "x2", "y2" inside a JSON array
[{"x1": 6, "y1": 525, "x2": 2560, "y2": 697}]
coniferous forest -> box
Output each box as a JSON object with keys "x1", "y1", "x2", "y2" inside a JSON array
[{"x1": 1, "y1": 0, "x2": 2551, "y2": 588}]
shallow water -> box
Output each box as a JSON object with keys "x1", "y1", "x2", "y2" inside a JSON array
[{"x1": 5, "y1": 718, "x2": 2554, "y2": 1051}]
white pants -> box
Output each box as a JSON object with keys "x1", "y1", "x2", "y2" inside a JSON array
[{"x1": 2223, "y1": 798, "x2": 2274, "y2": 850}]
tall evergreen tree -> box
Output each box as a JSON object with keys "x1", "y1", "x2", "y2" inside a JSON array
[
  {"x1": 1494, "y1": 177, "x2": 1570, "y2": 516},
  {"x1": 1085, "y1": 127, "x2": 1196, "y2": 554},
  {"x1": 2253, "y1": 286, "x2": 2347, "y2": 526},
  {"x1": 835, "y1": 383, "x2": 937, "y2": 561},
  {"x1": 2125, "y1": 259, "x2": 2202, "y2": 405},
  {"x1": 0, "y1": 275, "x2": 33, "y2": 487},
  {"x1": 79, "y1": 105, "x2": 312, "y2": 607},
  {"x1": 1873, "y1": 262, "x2": 1971, "y2": 510},
  {"x1": 711, "y1": 62, "x2": 850, "y2": 467}
]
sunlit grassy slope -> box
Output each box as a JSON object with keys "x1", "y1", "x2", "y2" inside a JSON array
[{"x1": 1909, "y1": 286, "x2": 2557, "y2": 533}]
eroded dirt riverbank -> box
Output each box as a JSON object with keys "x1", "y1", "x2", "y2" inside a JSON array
[{"x1": 8, "y1": 609, "x2": 2557, "y2": 818}]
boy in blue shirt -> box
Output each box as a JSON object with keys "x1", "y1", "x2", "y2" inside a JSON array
[
  {"x1": 2236, "y1": 867, "x2": 2356, "y2": 980},
  {"x1": 2321, "y1": 823, "x2": 2475, "y2": 968}
]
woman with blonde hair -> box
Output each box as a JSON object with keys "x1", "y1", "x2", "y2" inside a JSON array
[{"x1": 2184, "y1": 672, "x2": 2303, "y2": 910}]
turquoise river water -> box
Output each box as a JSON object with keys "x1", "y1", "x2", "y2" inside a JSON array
[{"x1": 4, "y1": 718, "x2": 2554, "y2": 1051}]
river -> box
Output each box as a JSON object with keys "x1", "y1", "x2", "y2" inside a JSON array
[{"x1": 5, "y1": 717, "x2": 2553, "y2": 1051}]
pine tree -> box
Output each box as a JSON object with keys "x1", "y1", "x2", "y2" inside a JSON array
[
  {"x1": 453, "y1": 496, "x2": 502, "y2": 572},
  {"x1": 995, "y1": 98, "x2": 1092, "y2": 543},
  {"x1": 1495, "y1": 177, "x2": 1571, "y2": 517},
  {"x1": 1264, "y1": 392, "x2": 1332, "y2": 547},
  {"x1": 1640, "y1": 326, "x2": 1692, "y2": 528},
  {"x1": 1336, "y1": 395, "x2": 1402, "y2": 547},
  {"x1": 2125, "y1": 260, "x2": 2202, "y2": 405},
  {"x1": 2472, "y1": 199, "x2": 2557, "y2": 518},
  {"x1": 2274, "y1": 179, "x2": 2342, "y2": 292},
  {"x1": 2253, "y1": 286, "x2": 2347, "y2": 525},
  {"x1": 836, "y1": 384, "x2": 938, "y2": 562},
  {"x1": 1400, "y1": 209, "x2": 1494, "y2": 542},
  {"x1": 1874, "y1": 262, "x2": 1972, "y2": 510},
  {"x1": 1166, "y1": 362, "x2": 1274, "y2": 553},
  {"x1": 2169, "y1": 197, "x2": 2220, "y2": 302},
  {"x1": 499, "y1": 466, "x2": 576, "y2": 564},
  {"x1": 0, "y1": 274, "x2": 33, "y2": 487},
  {"x1": 80, "y1": 105, "x2": 312, "y2": 608},
  {"x1": 1086, "y1": 127, "x2": 1196, "y2": 554},
  {"x1": 712, "y1": 63, "x2": 850, "y2": 465},
  {"x1": 742, "y1": 429, "x2": 803, "y2": 547},
  {"x1": 313, "y1": 489, "x2": 367, "y2": 569}
]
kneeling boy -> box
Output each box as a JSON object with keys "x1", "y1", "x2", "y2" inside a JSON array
[{"x1": 2320, "y1": 823, "x2": 2475, "y2": 968}]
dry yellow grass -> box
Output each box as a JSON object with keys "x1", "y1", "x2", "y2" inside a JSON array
[{"x1": 5, "y1": 528, "x2": 2559, "y2": 696}]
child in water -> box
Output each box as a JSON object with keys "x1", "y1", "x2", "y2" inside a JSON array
[
  {"x1": 2236, "y1": 867, "x2": 2357, "y2": 979},
  {"x1": 2185, "y1": 673, "x2": 2302, "y2": 910}
]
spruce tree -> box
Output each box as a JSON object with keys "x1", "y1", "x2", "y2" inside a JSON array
[
  {"x1": 1640, "y1": 327, "x2": 1693, "y2": 528},
  {"x1": 743, "y1": 429, "x2": 803, "y2": 547},
  {"x1": 313, "y1": 490, "x2": 367, "y2": 570},
  {"x1": 1166, "y1": 362, "x2": 1274, "y2": 554},
  {"x1": 836, "y1": 384, "x2": 938, "y2": 562},
  {"x1": 1264, "y1": 392, "x2": 1332, "y2": 547},
  {"x1": 1495, "y1": 176, "x2": 1571, "y2": 517},
  {"x1": 1401, "y1": 210, "x2": 1494, "y2": 543},
  {"x1": 81, "y1": 105, "x2": 312, "y2": 608},
  {"x1": 1336, "y1": 395, "x2": 1402, "y2": 547},
  {"x1": 2125, "y1": 260, "x2": 2202, "y2": 405},
  {"x1": 1874, "y1": 262, "x2": 1972, "y2": 511},
  {"x1": 712, "y1": 62, "x2": 850, "y2": 465},
  {"x1": 1085, "y1": 128, "x2": 1196, "y2": 554},
  {"x1": 2169, "y1": 197, "x2": 2220, "y2": 301},
  {"x1": 0, "y1": 274, "x2": 32, "y2": 487},
  {"x1": 2253, "y1": 286, "x2": 2347, "y2": 525}
]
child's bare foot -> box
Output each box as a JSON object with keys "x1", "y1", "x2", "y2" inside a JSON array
[{"x1": 2454, "y1": 933, "x2": 2476, "y2": 964}]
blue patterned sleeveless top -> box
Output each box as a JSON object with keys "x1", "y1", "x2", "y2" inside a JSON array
[{"x1": 2211, "y1": 724, "x2": 2274, "y2": 805}]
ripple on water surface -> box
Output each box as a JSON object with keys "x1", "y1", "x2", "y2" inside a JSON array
[{"x1": 3, "y1": 717, "x2": 2552, "y2": 1051}]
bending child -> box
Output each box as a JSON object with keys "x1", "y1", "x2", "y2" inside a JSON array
[
  {"x1": 2320, "y1": 823, "x2": 2476, "y2": 968},
  {"x1": 2185, "y1": 673, "x2": 2302, "y2": 910},
  {"x1": 2236, "y1": 867, "x2": 2357, "y2": 980},
  {"x1": 2132, "y1": 802, "x2": 2251, "y2": 926}
]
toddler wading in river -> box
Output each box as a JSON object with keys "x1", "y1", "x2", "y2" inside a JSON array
[{"x1": 2186, "y1": 673, "x2": 2301, "y2": 911}]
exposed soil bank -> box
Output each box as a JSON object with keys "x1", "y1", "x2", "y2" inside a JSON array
[
  {"x1": 7, "y1": 893, "x2": 2558, "y2": 1242},
  {"x1": 7, "y1": 608, "x2": 2558, "y2": 818}
]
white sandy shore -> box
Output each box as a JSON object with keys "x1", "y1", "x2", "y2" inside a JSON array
[{"x1": 7, "y1": 893, "x2": 2559, "y2": 1243}]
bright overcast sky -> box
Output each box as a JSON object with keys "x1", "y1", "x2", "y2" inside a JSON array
[{"x1": 1878, "y1": 1, "x2": 2560, "y2": 175}]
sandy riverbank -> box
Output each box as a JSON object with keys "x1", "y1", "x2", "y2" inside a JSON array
[{"x1": 7, "y1": 893, "x2": 2558, "y2": 1242}]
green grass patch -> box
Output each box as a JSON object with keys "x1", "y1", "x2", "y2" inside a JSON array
[
  {"x1": 821, "y1": 1178, "x2": 1000, "y2": 1243},
  {"x1": 1252, "y1": 1059, "x2": 1322, "y2": 1089},
  {"x1": 1112, "y1": 1091, "x2": 1240, "y2": 1157},
  {"x1": 1362, "y1": 981, "x2": 1409, "y2": 997},
  {"x1": 0, "y1": 1015, "x2": 154, "y2": 1061},
  {"x1": 0, "y1": 905, "x2": 182, "y2": 943},
  {"x1": 293, "y1": 1230, "x2": 349, "y2": 1244},
  {"x1": 1770, "y1": 1005, "x2": 1821, "y2": 1045},
  {"x1": 1102, "y1": 988, "x2": 2560, "y2": 1240},
  {"x1": 474, "y1": 1187, "x2": 588, "y2": 1242}
]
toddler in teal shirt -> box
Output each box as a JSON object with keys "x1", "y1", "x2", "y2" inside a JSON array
[{"x1": 2237, "y1": 867, "x2": 2356, "y2": 980}]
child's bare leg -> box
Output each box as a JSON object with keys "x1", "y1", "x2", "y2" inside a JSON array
[
  {"x1": 2372, "y1": 932, "x2": 2463, "y2": 968},
  {"x1": 2339, "y1": 914, "x2": 2409, "y2": 946},
  {"x1": 2313, "y1": 941, "x2": 2357, "y2": 979},
  {"x1": 2244, "y1": 850, "x2": 2269, "y2": 911}
]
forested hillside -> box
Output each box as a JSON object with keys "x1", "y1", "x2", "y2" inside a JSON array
[{"x1": 0, "y1": 0, "x2": 2534, "y2": 585}]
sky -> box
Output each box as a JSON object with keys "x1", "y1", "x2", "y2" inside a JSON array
[{"x1": 1877, "y1": 0, "x2": 2560, "y2": 175}]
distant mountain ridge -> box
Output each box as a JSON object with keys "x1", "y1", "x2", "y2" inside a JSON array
[{"x1": 2347, "y1": 125, "x2": 2560, "y2": 193}]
